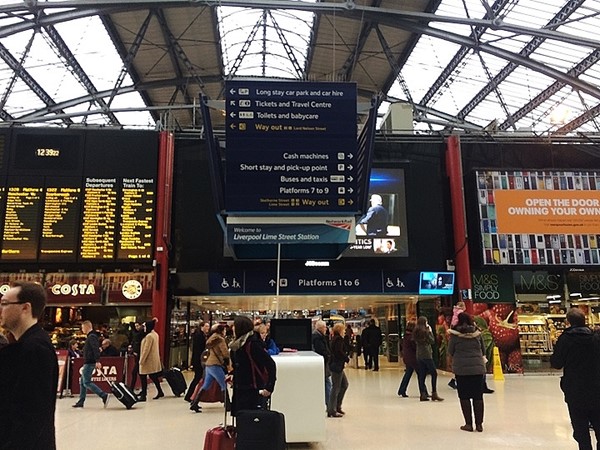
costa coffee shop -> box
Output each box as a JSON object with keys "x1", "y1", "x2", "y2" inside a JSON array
[{"x1": 0, "y1": 272, "x2": 153, "y2": 349}]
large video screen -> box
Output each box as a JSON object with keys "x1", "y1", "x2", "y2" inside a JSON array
[
  {"x1": 343, "y1": 167, "x2": 408, "y2": 257},
  {"x1": 476, "y1": 169, "x2": 600, "y2": 266},
  {"x1": 0, "y1": 129, "x2": 158, "y2": 263}
]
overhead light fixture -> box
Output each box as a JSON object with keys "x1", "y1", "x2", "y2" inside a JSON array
[{"x1": 569, "y1": 293, "x2": 582, "y2": 298}]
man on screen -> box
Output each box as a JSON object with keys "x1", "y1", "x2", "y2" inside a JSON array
[{"x1": 358, "y1": 194, "x2": 389, "y2": 235}]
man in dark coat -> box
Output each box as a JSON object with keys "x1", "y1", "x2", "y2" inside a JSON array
[
  {"x1": 184, "y1": 321, "x2": 210, "y2": 402},
  {"x1": 0, "y1": 281, "x2": 58, "y2": 450},
  {"x1": 312, "y1": 320, "x2": 332, "y2": 405},
  {"x1": 551, "y1": 307, "x2": 600, "y2": 450},
  {"x1": 361, "y1": 319, "x2": 383, "y2": 371}
]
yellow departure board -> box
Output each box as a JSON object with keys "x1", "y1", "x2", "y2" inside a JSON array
[
  {"x1": 118, "y1": 178, "x2": 155, "y2": 260},
  {"x1": 80, "y1": 178, "x2": 117, "y2": 260},
  {"x1": 1, "y1": 185, "x2": 43, "y2": 259},
  {"x1": 39, "y1": 181, "x2": 81, "y2": 261}
]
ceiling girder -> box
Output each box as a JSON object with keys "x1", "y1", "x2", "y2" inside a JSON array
[
  {"x1": 554, "y1": 104, "x2": 600, "y2": 135},
  {"x1": 455, "y1": 0, "x2": 585, "y2": 122},
  {"x1": 498, "y1": 49, "x2": 600, "y2": 131},
  {"x1": 154, "y1": 8, "x2": 197, "y2": 120},
  {"x1": 101, "y1": 13, "x2": 157, "y2": 123},
  {"x1": 2, "y1": 2, "x2": 599, "y2": 50},
  {"x1": 374, "y1": 26, "x2": 414, "y2": 106},
  {"x1": 105, "y1": 11, "x2": 152, "y2": 108},
  {"x1": 0, "y1": 38, "x2": 73, "y2": 124},
  {"x1": 268, "y1": 10, "x2": 303, "y2": 78},
  {"x1": 420, "y1": 0, "x2": 513, "y2": 106},
  {"x1": 42, "y1": 17, "x2": 121, "y2": 125},
  {"x1": 338, "y1": 0, "x2": 382, "y2": 81}
]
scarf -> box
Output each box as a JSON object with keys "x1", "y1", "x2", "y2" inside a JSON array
[{"x1": 229, "y1": 330, "x2": 254, "y2": 352}]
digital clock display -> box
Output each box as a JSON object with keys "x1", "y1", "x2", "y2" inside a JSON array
[{"x1": 36, "y1": 148, "x2": 61, "y2": 157}]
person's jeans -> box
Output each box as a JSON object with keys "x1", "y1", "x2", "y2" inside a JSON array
[
  {"x1": 201, "y1": 365, "x2": 226, "y2": 391},
  {"x1": 78, "y1": 363, "x2": 105, "y2": 404},
  {"x1": 417, "y1": 358, "x2": 437, "y2": 394},
  {"x1": 325, "y1": 375, "x2": 332, "y2": 406},
  {"x1": 567, "y1": 403, "x2": 600, "y2": 450},
  {"x1": 398, "y1": 366, "x2": 415, "y2": 395},
  {"x1": 328, "y1": 370, "x2": 349, "y2": 415}
]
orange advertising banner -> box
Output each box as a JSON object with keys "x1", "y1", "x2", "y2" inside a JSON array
[{"x1": 495, "y1": 190, "x2": 600, "y2": 234}]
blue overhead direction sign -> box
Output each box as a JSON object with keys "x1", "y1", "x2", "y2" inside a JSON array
[{"x1": 225, "y1": 80, "x2": 358, "y2": 214}]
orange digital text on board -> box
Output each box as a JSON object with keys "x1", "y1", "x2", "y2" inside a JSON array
[{"x1": 494, "y1": 190, "x2": 600, "y2": 234}]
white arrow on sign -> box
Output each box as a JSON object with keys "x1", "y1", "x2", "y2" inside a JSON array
[
  {"x1": 348, "y1": 187, "x2": 354, "y2": 193},
  {"x1": 230, "y1": 112, "x2": 236, "y2": 118},
  {"x1": 229, "y1": 123, "x2": 237, "y2": 129},
  {"x1": 347, "y1": 154, "x2": 354, "y2": 159},
  {"x1": 229, "y1": 88, "x2": 236, "y2": 95},
  {"x1": 269, "y1": 279, "x2": 276, "y2": 286},
  {"x1": 348, "y1": 176, "x2": 354, "y2": 182},
  {"x1": 347, "y1": 165, "x2": 353, "y2": 170}
]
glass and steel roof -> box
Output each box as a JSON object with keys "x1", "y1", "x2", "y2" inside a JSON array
[{"x1": 0, "y1": 0, "x2": 598, "y2": 136}]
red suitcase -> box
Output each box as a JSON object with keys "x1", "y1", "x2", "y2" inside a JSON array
[
  {"x1": 203, "y1": 425, "x2": 236, "y2": 450},
  {"x1": 203, "y1": 389, "x2": 236, "y2": 450}
]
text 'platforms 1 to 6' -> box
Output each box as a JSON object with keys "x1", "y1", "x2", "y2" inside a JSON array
[{"x1": 225, "y1": 81, "x2": 358, "y2": 214}]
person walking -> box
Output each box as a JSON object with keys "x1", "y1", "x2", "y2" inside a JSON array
[
  {"x1": 448, "y1": 312, "x2": 486, "y2": 432},
  {"x1": 0, "y1": 281, "x2": 59, "y2": 449},
  {"x1": 327, "y1": 323, "x2": 349, "y2": 418},
  {"x1": 413, "y1": 316, "x2": 444, "y2": 402},
  {"x1": 551, "y1": 307, "x2": 600, "y2": 450},
  {"x1": 190, "y1": 324, "x2": 230, "y2": 413},
  {"x1": 72, "y1": 320, "x2": 110, "y2": 408},
  {"x1": 312, "y1": 320, "x2": 332, "y2": 406},
  {"x1": 228, "y1": 316, "x2": 276, "y2": 414},
  {"x1": 361, "y1": 319, "x2": 383, "y2": 371},
  {"x1": 184, "y1": 321, "x2": 209, "y2": 402},
  {"x1": 129, "y1": 321, "x2": 144, "y2": 392},
  {"x1": 138, "y1": 319, "x2": 164, "y2": 401},
  {"x1": 397, "y1": 320, "x2": 417, "y2": 397}
]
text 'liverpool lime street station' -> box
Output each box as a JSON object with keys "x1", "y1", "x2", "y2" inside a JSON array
[{"x1": 225, "y1": 81, "x2": 358, "y2": 214}]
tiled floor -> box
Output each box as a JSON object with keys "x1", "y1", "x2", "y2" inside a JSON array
[{"x1": 56, "y1": 364, "x2": 586, "y2": 449}]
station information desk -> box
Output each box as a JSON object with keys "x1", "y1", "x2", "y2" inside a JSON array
[{"x1": 271, "y1": 351, "x2": 326, "y2": 443}]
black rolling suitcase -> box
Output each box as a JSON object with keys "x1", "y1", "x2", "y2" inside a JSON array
[
  {"x1": 100, "y1": 372, "x2": 137, "y2": 409},
  {"x1": 164, "y1": 367, "x2": 187, "y2": 397},
  {"x1": 236, "y1": 408, "x2": 286, "y2": 450}
]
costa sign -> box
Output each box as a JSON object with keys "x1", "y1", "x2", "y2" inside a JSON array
[{"x1": 50, "y1": 283, "x2": 96, "y2": 296}]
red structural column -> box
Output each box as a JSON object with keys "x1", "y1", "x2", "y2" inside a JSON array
[
  {"x1": 446, "y1": 135, "x2": 473, "y2": 314},
  {"x1": 152, "y1": 131, "x2": 175, "y2": 363}
]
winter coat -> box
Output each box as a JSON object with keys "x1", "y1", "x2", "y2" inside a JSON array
[
  {"x1": 205, "y1": 333, "x2": 230, "y2": 368},
  {"x1": 0, "y1": 324, "x2": 58, "y2": 450},
  {"x1": 414, "y1": 329, "x2": 434, "y2": 360},
  {"x1": 231, "y1": 333, "x2": 276, "y2": 393},
  {"x1": 191, "y1": 330, "x2": 207, "y2": 368},
  {"x1": 550, "y1": 326, "x2": 600, "y2": 408},
  {"x1": 401, "y1": 331, "x2": 418, "y2": 369},
  {"x1": 361, "y1": 324, "x2": 383, "y2": 351},
  {"x1": 448, "y1": 325, "x2": 486, "y2": 376},
  {"x1": 82, "y1": 331, "x2": 101, "y2": 364},
  {"x1": 312, "y1": 330, "x2": 331, "y2": 377},
  {"x1": 139, "y1": 330, "x2": 162, "y2": 375}
]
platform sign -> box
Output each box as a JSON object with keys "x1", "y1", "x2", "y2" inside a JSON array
[{"x1": 225, "y1": 80, "x2": 358, "y2": 213}]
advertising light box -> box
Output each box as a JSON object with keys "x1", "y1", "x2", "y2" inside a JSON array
[{"x1": 476, "y1": 169, "x2": 600, "y2": 266}]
